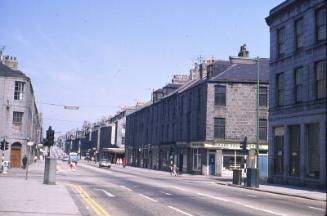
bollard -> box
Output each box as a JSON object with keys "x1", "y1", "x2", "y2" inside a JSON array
[
  {"x1": 233, "y1": 169, "x2": 242, "y2": 185},
  {"x1": 246, "y1": 168, "x2": 259, "y2": 188},
  {"x1": 1, "y1": 161, "x2": 9, "y2": 174},
  {"x1": 44, "y1": 157, "x2": 57, "y2": 185}
]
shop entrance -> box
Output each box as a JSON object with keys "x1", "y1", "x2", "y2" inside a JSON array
[{"x1": 209, "y1": 154, "x2": 216, "y2": 175}]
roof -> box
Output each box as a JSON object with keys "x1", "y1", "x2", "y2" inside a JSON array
[
  {"x1": 0, "y1": 63, "x2": 28, "y2": 79},
  {"x1": 211, "y1": 58, "x2": 269, "y2": 83}
]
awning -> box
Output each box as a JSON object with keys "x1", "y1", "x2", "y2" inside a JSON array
[{"x1": 102, "y1": 148, "x2": 125, "y2": 154}]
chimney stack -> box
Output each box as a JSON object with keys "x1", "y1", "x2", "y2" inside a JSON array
[
  {"x1": 0, "y1": 54, "x2": 18, "y2": 70},
  {"x1": 238, "y1": 44, "x2": 249, "y2": 58}
]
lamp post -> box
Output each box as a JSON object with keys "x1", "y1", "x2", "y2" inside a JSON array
[
  {"x1": 26, "y1": 141, "x2": 34, "y2": 180},
  {"x1": 256, "y1": 57, "x2": 260, "y2": 170}
]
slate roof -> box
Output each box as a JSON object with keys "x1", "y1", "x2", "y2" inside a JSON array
[
  {"x1": 211, "y1": 58, "x2": 269, "y2": 83},
  {"x1": 0, "y1": 63, "x2": 28, "y2": 79}
]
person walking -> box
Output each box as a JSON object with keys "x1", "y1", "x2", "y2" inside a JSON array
[
  {"x1": 22, "y1": 155, "x2": 27, "y2": 169},
  {"x1": 172, "y1": 164, "x2": 178, "y2": 176}
]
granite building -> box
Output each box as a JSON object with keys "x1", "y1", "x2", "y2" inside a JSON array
[
  {"x1": 266, "y1": 0, "x2": 326, "y2": 188},
  {"x1": 0, "y1": 54, "x2": 43, "y2": 168},
  {"x1": 125, "y1": 46, "x2": 269, "y2": 176}
]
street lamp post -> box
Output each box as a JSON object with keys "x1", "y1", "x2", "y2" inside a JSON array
[
  {"x1": 256, "y1": 57, "x2": 260, "y2": 171},
  {"x1": 26, "y1": 141, "x2": 34, "y2": 180}
]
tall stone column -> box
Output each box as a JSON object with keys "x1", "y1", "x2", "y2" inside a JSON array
[
  {"x1": 319, "y1": 120, "x2": 326, "y2": 187},
  {"x1": 216, "y1": 150, "x2": 223, "y2": 176},
  {"x1": 299, "y1": 124, "x2": 306, "y2": 183},
  {"x1": 283, "y1": 126, "x2": 289, "y2": 179}
]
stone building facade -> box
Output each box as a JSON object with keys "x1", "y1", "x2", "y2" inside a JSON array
[
  {"x1": 0, "y1": 55, "x2": 42, "y2": 168},
  {"x1": 266, "y1": 0, "x2": 326, "y2": 188},
  {"x1": 125, "y1": 47, "x2": 269, "y2": 176}
]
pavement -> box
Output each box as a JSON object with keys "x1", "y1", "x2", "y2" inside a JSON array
[
  {"x1": 0, "y1": 159, "x2": 325, "y2": 216},
  {"x1": 0, "y1": 159, "x2": 80, "y2": 216},
  {"x1": 84, "y1": 161, "x2": 326, "y2": 202}
]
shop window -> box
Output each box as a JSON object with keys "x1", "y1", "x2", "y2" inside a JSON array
[
  {"x1": 306, "y1": 123, "x2": 320, "y2": 179},
  {"x1": 289, "y1": 125, "x2": 300, "y2": 176},
  {"x1": 192, "y1": 148, "x2": 201, "y2": 171},
  {"x1": 273, "y1": 127, "x2": 284, "y2": 175}
]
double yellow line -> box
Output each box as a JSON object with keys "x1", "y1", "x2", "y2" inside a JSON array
[{"x1": 68, "y1": 184, "x2": 111, "y2": 216}]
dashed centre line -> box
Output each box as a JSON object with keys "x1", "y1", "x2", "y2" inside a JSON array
[
  {"x1": 95, "y1": 189, "x2": 115, "y2": 197},
  {"x1": 168, "y1": 206, "x2": 193, "y2": 216},
  {"x1": 197, "y1": 192, "x2": 287, "y2": 216},
  {"x1": 308, "y1": 206, "x2": 325, "y2": 211},
  {"x1": 119, "y1": 185, "x2": 133, "y2": 191},
  {"x1": 138, "y1": 193, "x2": 158, "y2": 202},
  {"x1": 160, "y1": 191, "x2": 172, "y2": 196}
]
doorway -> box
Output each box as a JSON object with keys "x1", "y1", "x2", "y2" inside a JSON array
[
  {"x1": 10, "y1": 142, "x2": 22, "y2": 168},
  {"x1": 209, "y1": 154, "x2": 216, "y2": 175}
]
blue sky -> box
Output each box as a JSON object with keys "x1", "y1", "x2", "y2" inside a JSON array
[{"x1": 0, "y1": 0, "x2": 284, "y2": 136}]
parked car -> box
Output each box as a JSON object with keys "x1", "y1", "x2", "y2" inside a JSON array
[{"x1": 98, "y1": 159, "x2": 111, "y2": 168}]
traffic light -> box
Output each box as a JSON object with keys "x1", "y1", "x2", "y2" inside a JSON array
[
  {"x1": 46, "y1": 126, "x2": 55, "y2": 147},
  {"x1": 0, "y1": 139, "x2": 9, "y2": 151},
  {"x1": 240, "y1": 136, "x2": 247, "y2": 152}
]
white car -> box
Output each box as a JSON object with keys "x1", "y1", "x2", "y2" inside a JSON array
[{"x1": 99, "y1": 159, "x2": 111, "y2": 168}]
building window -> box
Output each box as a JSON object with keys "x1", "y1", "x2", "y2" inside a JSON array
[
  {"x1": 316, "y1": 60, "x2": 326, "y2": 99},
  {"x1": 306, "y1": 123, "x2": 320, "y2": 179},
  {"x1": 214, "y1": 118, "x2": 225, "y2": 139},
  {"x1": 14, "y1": 81, "x2": 25, "y2": 100},
  {"x1": 277, "y1": 27, "x2": 285, "y2": 57},
  {"x1": 192, "y1": 148, "x2": 201, "y2": 171},
  {"x1": 294, "y1": 67, "x2": 303, "y2": 103},
  {"x1": 277, "y1": 73, "x2": 284, "y2": 106},
  {"x1": 316, "y1": 7, "x2": 326, "y2": 42},
  {"x1": 295, "y1": 18, "x2": 303, "y2": 50},
  {"x1": 289, "y1": 125, "x2": 300, "y2": 177},
  {"x1": 214, "y1": 85, "x2": 226, "y2": 106},
  {"x1": 273, "y1": 127, "x2": 284, "y2": 175},
  {"x1": 259, "y1": 87, "x2": 267, "y2": 107},
  {"x1": 13, "y1": 112, "x2": 23, "y2": 125},
  {"x1": 259, "y1": 119, "x2": 267, "y2": 141}
]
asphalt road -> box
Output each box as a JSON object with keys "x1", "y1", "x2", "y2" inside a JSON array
[{"x1": 56, "y1": 161, "x2": 326, "y2": 216}]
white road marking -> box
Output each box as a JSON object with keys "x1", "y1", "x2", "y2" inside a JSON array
[
  {"x1": 138, "y1": 193, "x2": 158, "y2": 202},
  {"x1": 197, "y1": 192, "x2": 287, "y2": 216},
  {"x1": 119, "y1": 185, "x2": 133, "y2": 191},
  {"x1": 168, "y1": 206, "x2": 193, "y2": 216},
  {"x1": 95, "y1": 189, "x2": 115, "y2": 197},
  {"x1": 247, "y1": 194, "x2": 257, "y2": 197},
  {"x1": 170, "y1": 186, "x2": 187, "y2": 192},
  {"x1": 160, "y1": 191, "x2": 172, "y2": 196},
  {"x1": 308, "y1": 206, "x2": 325, "y2": 211}
]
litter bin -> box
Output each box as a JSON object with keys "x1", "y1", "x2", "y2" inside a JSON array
[
  {"x1": 233, "y1": 169, "x2": 242, "y2": 185},
  {"x1": 246, "y1": 168, "x2": 259, "y2": 188}
]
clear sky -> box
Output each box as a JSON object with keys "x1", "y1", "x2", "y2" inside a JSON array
[{"x1": 0, "y1": 0, "x2": 284, "y2": 136}]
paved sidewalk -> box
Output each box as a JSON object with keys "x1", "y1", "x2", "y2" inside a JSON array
[
  {"x1": 81, "y1": 160, "x2": 326, "y2": 202},
  {"x1": 0, "y1": 160, "x2": 80, "y2": 216}
]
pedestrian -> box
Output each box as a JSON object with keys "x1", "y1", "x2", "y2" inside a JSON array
[
  {"x1": 172, "y1": 164, "x2": 178, "y2": 176},
  {"x1": 123, "y1": 157, "x2": 126, "y2": 168},
  {"x1": 169, "y1": 161, "x2": 173, "y2": 175},
  {"x1": 33, "y1": 156, "x2": 37, "y2": 162},
  {"x1": 22, "y1": 155, "x2": 27, "y2": 169}
]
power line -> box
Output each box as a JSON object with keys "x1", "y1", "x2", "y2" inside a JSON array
[{"x1": 37, "y1": 101, "x2": 121, "y2": 108}]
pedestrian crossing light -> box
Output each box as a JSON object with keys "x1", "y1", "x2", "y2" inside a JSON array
[
  {"x1": 240, "y1": 136, "x2": 247, "y2": 153},
  {"x1": 0, "y1": 138, "x2": 9, "y2": 151}
]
